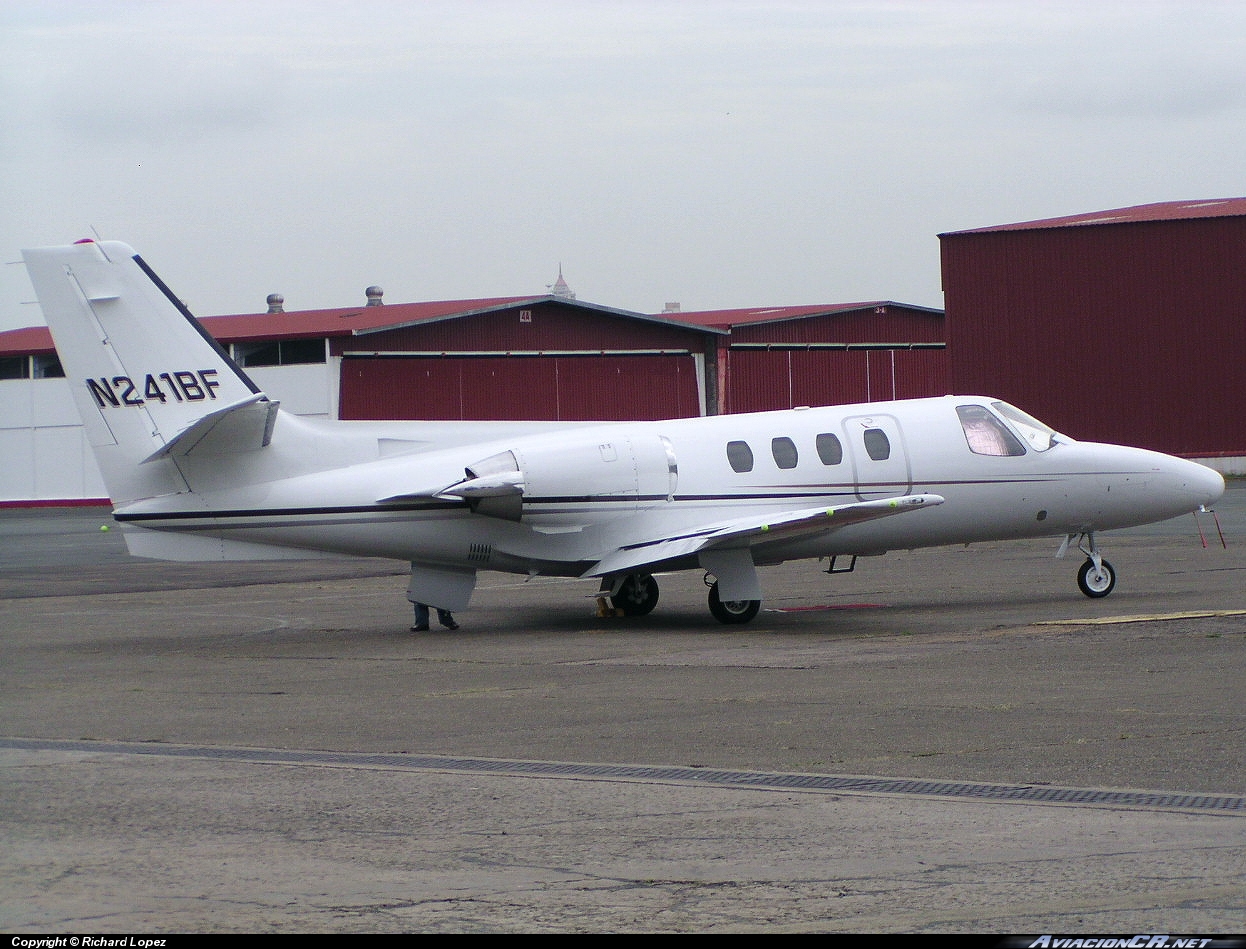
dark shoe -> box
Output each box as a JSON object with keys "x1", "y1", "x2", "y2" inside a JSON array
[
  {"x1": 441, "y1": 619, "x2": 459, "y2": 630},
  {"x1": 410, "y1": 625, "x2": 429, "y2": 632}
]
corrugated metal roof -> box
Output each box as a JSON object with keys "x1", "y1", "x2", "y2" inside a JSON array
[
  {"x1": 1, "y1": 295, "x2": 723, "y2": 358},
  {"x1": 349, "y1": 297, "x2": 726, "y2": 338},
  {"x1": 0, "y1": 298, "x2": 538, "y2": 356},
  {"x1": 943, "y1": 197, "x2": 1246, "y2": 236},
  {"x1": 206, "y1": 296, "x2": 544, "y2": 341},
  {"x1": 0, "y1": 325, "x2": 58, "y2": 356},
  {"x1": 668, "y1": 301, "x2": 942, "y2": 329}
]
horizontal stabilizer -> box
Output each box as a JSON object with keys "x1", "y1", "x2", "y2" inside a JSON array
[
  {"x1": 141, "y1": 394, "x2": 280, "y2": 463},
  {"x1": 586, "y1": 493, "x2": 944, "y2": 578}
]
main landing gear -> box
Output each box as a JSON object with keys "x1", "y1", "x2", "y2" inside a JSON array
[
  {"x1": 707, "y1": 580, "x2": 761, "y2": 624},
  {"x1": 610, "y1": 573, "x2": 660, "y2": 616},
  {"x1": 605, "y1": 572, "x2": 763, "y2": 624},
  {"x1": 1061, "y1": 532, "x2": 1117, "y2": 599}
]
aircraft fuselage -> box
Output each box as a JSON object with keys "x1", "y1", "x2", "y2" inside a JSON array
[{"x1": 112, "y1": 396, "x2": 1224, "y2": 577}]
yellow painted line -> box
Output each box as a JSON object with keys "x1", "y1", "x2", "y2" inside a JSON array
[{"x1": 1036, "y1": 609, "x2": 1246, "y2": 626}]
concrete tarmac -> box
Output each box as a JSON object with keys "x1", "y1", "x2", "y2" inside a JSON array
[{"x1": 2, "y1": 488, "x2": 1245, "y2": 932}]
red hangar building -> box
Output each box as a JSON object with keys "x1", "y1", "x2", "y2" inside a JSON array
[
  {"x1": 0, "y1": 277, "x2": 948, "y2": 503},
  {"x1": 939, "y1": 197, "x2": 1246, "y2": 472}
]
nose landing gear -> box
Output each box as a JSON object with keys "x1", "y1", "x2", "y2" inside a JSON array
[
  {"x1": 1060, "y1": 532, "x2": 1117, "y2": 598},
  {"x1": 1077, "y1": 555, "x2": 1116, "y2": 598}
]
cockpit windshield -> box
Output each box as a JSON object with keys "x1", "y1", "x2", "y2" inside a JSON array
[
  {"x1": 990, "y1": 401, "x2": 1064, "y2": 452},
  {"x1": 957, "y1": 405, "x2": 1026, "y2": 456}
]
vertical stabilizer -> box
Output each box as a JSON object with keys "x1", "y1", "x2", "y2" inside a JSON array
[{"x1": 22, "y1": 240, "x2": 272, "y2": 504}]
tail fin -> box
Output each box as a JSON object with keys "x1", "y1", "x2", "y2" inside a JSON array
[{"x1": 22, "y1": 240, "x2": 278, "y2": 504}]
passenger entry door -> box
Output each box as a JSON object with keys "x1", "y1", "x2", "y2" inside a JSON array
[{"x1": 842, "y1": 414, "x2": 912, "y2": 501}]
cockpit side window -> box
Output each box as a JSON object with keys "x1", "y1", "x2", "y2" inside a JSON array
[
  {"x1": 990, "y1": 401, "x2": 1061, "y2": 452},
  {"x1": 957, "y1": 405, "x2": 1027, "y2": 457}
]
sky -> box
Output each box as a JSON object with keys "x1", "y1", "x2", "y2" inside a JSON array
[{"x1": 3, "y1": 0, "x2": 1245, "y2": 332}]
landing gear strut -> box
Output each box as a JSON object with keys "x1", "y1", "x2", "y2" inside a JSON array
[{"x1": 1062, "y1": 532, "x2": 1116, "y2": 598}]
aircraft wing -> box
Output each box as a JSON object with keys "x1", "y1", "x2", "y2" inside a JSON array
[{"x1": 585, "y1": 493, "x2": 944, "y2": 578}]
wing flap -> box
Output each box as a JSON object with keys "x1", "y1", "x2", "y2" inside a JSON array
[{"x1": 585, "y1": 493, "x2": 944, "y2": 578}]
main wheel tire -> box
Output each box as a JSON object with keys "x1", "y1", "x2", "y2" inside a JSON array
[
  {"x1": 1077, "y1": 558, "x2": 1116, "y2": 598},
  {"x1": 612, "y1": 573, "x2": 659, "y2": 616},
  {"x1": 708, "y1": 582, "x2": 761, "y2": 624}
]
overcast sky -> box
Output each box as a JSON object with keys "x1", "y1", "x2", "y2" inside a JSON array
[{"x1": 3, "y1": 0, "x2": 1244, "y2": 332}]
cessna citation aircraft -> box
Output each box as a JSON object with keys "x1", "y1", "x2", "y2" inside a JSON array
[{"x1": 24, "y1": 240, "x2": 1225, "y2": 624}]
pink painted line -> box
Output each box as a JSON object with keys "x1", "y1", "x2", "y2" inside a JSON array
[
  {"x1": 0, "y1": 498, "x2": 111, "y2": 509},
  {"x1": 771, "y1": 603, "x2": 886, "y2": 612}
]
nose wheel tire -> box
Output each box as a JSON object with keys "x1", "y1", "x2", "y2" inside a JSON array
[
  {"x1": 708, "y1": 582, "x2": 761, "y2": 624},
  {"x1": 1077, "y1": 558, "x2": 1116, "y2": 598},
  {"x1": 612, "y1": 573, "x2": 659, "y2": 616}
]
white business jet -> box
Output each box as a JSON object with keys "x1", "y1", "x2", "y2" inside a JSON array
[{"x1": 23, "y1": 240, "x2": 1225, "y2": 624}]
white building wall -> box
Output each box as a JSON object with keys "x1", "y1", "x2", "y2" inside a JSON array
[
  {"x1": 242, "y1": 363, "x2": 333, "y2": 418},
  {"x1": 0, "y1": 365, "x2": 333, "y2": 504},
  {"x1": 0, "y1": 378, "x2": 107, "y2": 502}
]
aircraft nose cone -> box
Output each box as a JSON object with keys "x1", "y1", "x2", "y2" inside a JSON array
[
  {"x1": 1157, "y1": 454, "x2": 1225, "y2": 511},
  {"x1": 1187, "y1": 459, "x2": 1226, "y2": 507},
  {"x1": 1090, "y1": 445, "x2": 1226, "y2": 530}
]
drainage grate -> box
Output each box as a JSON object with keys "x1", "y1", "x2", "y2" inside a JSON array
[{"x1": 3, "y1": 736, "x2": 1243, "y2": 814}]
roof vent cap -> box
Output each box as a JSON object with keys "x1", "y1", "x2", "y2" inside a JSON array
[
  {"x1": 266, "y1": 293, "x2": 285, "y2": 314},
  {"x1": 365, "y1": 286, "x2": 384, "y2": 306}
]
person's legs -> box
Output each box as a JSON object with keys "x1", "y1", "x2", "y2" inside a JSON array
[{"x1": 411, "y1": 602, "x2": 430, "y2": 631}]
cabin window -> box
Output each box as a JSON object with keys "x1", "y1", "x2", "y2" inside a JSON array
[
  {"x1": 957, "y1": 405, "x2": 1026, "y2": 457},
  {"x1": 863, "y1": 428, "x2": 890, "y2": 461},
  {"x1": 726, "y1": 440, "x2": 754, "y2": 473},
  {"x1": 815, "y1": 433, "x2": 843, "y2": 466},
  {"x1": 771, "y1": 437, "x2": 798, "y2": 469}
]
